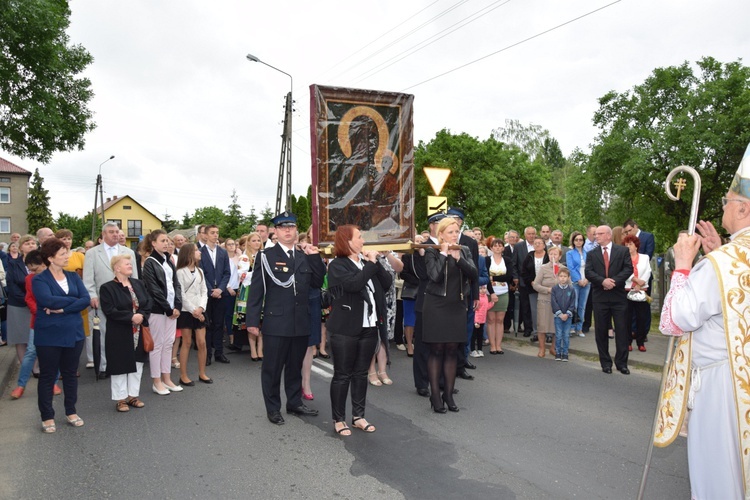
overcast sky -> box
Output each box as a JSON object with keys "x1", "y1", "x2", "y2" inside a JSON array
[{"x1": 5, "y1": 0, "x2": 749, "y2": 222}]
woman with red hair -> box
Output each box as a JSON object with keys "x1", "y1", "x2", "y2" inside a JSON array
[{"x1": 325, "y1": 225, "x2": 392, "y2": 436}]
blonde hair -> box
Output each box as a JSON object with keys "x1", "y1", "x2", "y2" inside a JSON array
[
  {"x1": 436, "y1": 218, "x2": 460, "y2": 242},
  {"x1": 547, "y1": 246, "x2": 562, "y2": 258},
  {"x1": 110, "y1": 253, "x2": 132, "y2": 272}
]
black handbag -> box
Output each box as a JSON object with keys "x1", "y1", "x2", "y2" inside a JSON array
[{"x1": 401, "y1": 281, "x2": 418, "y2": 300}]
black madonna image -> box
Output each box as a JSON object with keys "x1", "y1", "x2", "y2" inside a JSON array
[{"x1": 310, "y1": 85, "x2": 414, "y2": 246}]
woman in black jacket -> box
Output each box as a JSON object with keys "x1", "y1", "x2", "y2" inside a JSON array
[
  {"x1": 423, "y1": 218, "x2": 477, "y2": 413},
  {"x1": 326, "y1": 225, "x2": 392, "y2": 436},
  {"x1": 100, "y1": 254, "x2": 152, "y2": 412},
  {"x1": 141, "y1": 230, "x2": 182, "y2": 396}
]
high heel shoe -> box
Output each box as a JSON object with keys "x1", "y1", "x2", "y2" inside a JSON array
[
  {"x1": 430, "y1": 398, "x2": 447, "y2": 414},
  {"x1": 442, "y1": 393, "x2": 459, "y2": 412}
]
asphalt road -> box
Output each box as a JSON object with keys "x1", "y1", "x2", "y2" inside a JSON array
[{"x1": 0, "y1": 342, "x2": 690, "y2": 500}]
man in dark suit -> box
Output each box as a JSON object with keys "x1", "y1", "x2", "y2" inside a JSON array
[
  {"x1": 447, "y1": 207, "x2": 479, "y2": 379},
  {"x1": 200, "y1": 224, "x2": 231, "y2": 364},
  {"x1": 502, "y1": 230, "x2": 519, "y2": 332},
  {"x1": 585, "y1": 225, "x2": 634, "y2": 374},
  {"x1": 246, "y1": 212, "x2": 326, "y2": 425},
  {"x1": 513, "y1": 227, "x2": 536, "y2": 336},
  {"x1": 622, "y1": 219, "x2": 654, "y2": 259}
]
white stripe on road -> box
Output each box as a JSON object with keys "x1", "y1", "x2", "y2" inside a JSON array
[{"x1": 312, "y1": 358, "x2": 333, "y2": 379}]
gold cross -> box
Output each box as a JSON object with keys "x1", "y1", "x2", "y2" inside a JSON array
[{"x1": 673, "y1": 178, "x2": 687, "y2": 200}]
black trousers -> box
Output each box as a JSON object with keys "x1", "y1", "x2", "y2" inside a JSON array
[
  {"x1": 205, "y1": 296, "x2": 225, "y2": 359},
  {"x1": 519, "y1": 286, "x2": 534, "y2": 333},
  {"x1": 593, "y1": 299, "x2": 630, "y2": 370},
  {"x1": 628, "y1": 300, "x2": 650, "y2": 347},
  {"x1": 412, "y1": 312, "x2": 429, "y2": 391},
  {"x1": 393, "y1": 300, "x2": 404, "y2": 345},
  {"x1": 503, "y1": 289, "x2": 515, "y2": 330},
  {"x1": 261, "y1": 335, "x2": 308, "y2": 413},
  {"x1": 329, "y1": 327, "x2": 378, "y2": 422},
  {"x1": 36, "y1": 340, "x2": 84, "y2": 421}
]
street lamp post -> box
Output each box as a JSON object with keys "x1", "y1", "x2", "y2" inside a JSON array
[
  {"x1": 91, "y1": 155, "x2": 115, "y2": 241},
  {"x1": 246, "y1": 53, "x2": 293, "y2": 214}
]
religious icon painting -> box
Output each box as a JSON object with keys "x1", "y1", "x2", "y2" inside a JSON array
[{"x1": 310, "y1": 85, "x2": 414, "y2": 247}]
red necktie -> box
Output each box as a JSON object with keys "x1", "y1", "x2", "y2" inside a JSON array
[
  {"x1": 553, "y1": 263, "x2": 559, "y2": 276},
  {"x1": 603, "y1": 247, "x2": 610, "y2": 277}
]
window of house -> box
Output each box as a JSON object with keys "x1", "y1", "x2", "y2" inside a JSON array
[
  {"x1": 127, "y1": 220, "x2": 142, "y2": 237},
  {"x1": 123, "y1": 205, "x2": 132, "y2": 210},
  {"x1": 0, "y1": 217, "x2": 10, "y2": 233},
  {"x1": 0, "y1": 177, "x2": 10, "y2": 183},
  {"x1": 107, "y1": 219, "x2": 122, "y2": 228},
  {"x1": 0, "y1": 187, "x2": 9, "y2": 203}
]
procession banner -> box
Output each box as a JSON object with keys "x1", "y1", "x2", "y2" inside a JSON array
[{"x1": 310, "y1": 85, "x2": 414, "y2": 247}]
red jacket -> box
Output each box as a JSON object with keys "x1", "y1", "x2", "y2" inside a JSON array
[{"x1": 24, "y1": 273, "x2": 37, "y2": 329}]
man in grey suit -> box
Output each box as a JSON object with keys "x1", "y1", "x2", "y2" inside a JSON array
[{"x1": 82, "y1": 222, "x2": 138, "y2": 378}]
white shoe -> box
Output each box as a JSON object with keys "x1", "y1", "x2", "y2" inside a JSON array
[
  {"x1": 477, "y1": 350, "x2": 485, "y2": 357},
  {"x1": 85, "y1": 362, "x2": 94, "y2": 369},
  {"x1": 164, "y1": 384, "x2": 183, "y2": 392},
  {"x1": 396, "y1": 344, "x2": 406, "y2": 351},
  {"x1": 469, "y1": 350, "x2": 479, "y2": 358},
  {"x1": 152, "y1": 385, "x2": 170, "y2": 396},
  {"x1": 578, "y1": 332, "x2": 585, "y2": 338}
]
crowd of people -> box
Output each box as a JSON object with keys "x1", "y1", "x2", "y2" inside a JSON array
[
  {"x1": 4, "y1": 145, "x2": 750, "y2": 499},
  {"x1": 0, "y1": 212, "x2": 658, "y2": 433}
]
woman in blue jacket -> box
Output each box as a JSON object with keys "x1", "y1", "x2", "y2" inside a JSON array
[
  {"x1": 565, "y1": 231, "x2": 590, "y2": 337},
  {"x1": 33, "y1": 238, "x2": 90, "y2": 433}
]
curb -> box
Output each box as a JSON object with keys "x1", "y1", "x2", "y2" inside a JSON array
[{"x1": 502, "y1": 336, "x2": 664, "y2": 373}]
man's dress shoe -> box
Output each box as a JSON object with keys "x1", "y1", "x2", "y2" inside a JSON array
[
  {"x1": 267, "y1": 411, "x2": 285, "y2": 425},
  {"x1": 465, "y1": 361, "x2": 477, "y2": 370},
  {"x1": 416, "y1": 388, "x2": 430, "y2": 397},
  {"x1": 602, "y1": 367, "x2": 612, "y2": 374},
  {"x1": 618, "y1": 367, "x2": 630, "y2": 375},
  {"x1": 215, "y1": 354, "x2": 230, "y2": 364},
  {"x1": 457, "y1": 371, "x2": 474, "y2": 381},
  {"x1": 286, "y1": 405, "x2": 319, "y2": 416}
]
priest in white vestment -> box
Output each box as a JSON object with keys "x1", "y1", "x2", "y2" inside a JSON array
[{"x1": 660, "y1": 143, "x2": 750, "y2": 500}]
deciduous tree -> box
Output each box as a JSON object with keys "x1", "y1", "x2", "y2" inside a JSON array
[{"x1": 0, "y1": 0, "x2": 95, "y2": 162}]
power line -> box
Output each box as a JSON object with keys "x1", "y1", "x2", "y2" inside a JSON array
[
  {"x1": 328, "y1": 0, "x2": 471, "y2": 82},
  {"x1": 313, "y1": 0, "x2": 441, "y2": 81},
  {"x1": 353, "y1": 0, "x2": 512, "y2": 85},
  {"x1": 402, "y1": 0, "x2": 623, "y2": 91}
]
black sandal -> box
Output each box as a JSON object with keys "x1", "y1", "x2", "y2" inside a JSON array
[
  {"x1": 334, "y1": 422, "x2": 351, "y2": 436},
  {"x1": 352, "y1": 417, "x2": 375, "y2": 433}
]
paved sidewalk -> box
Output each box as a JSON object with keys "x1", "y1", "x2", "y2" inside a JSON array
[{"x1": 502, "y1": 326, "x2": 670, "y2": 372}]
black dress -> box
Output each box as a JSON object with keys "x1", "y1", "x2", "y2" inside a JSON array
[
  {"x1": 100, "y1": 279, "x2": 152, "y2": 376},
  {"x1": 423, "y1": 256, "x2": 467, "y2": 344}
]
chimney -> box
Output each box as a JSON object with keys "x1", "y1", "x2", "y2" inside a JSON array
[
  {"x1": 106, "y1": 197, "x2": 111, "y2": 202},
  {"x1": 113, "y1": 195, "x2": 118, "y2": 200}
]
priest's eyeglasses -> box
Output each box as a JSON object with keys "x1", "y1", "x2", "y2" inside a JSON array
[{"x1": 722, "y1": 197, "x2": 745, "y2": 207}]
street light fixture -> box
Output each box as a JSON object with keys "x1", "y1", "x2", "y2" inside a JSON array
[
  {"x1": 246, "y1": 53, "x2": 293, "y2": 214},
  {"x1": 91, "y1": 155, "x2": 115, "y2": 240}
]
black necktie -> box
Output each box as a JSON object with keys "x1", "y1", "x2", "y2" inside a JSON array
[{"x1": 288, "y1": 249, "x2": 294, "y2": 266}]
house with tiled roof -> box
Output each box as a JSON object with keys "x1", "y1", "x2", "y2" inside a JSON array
[
  {"x1": 0, "y1": 157, "x2": 32, "y2": 241},
  {"x1": 95, "y1": 195, "x2": 163, "y2": 249}
]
